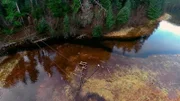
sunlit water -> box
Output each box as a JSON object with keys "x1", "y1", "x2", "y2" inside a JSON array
[
  {"x1": 113, "y1": 21, "x2": 180, "y2": 57},
  {"x1": 0, "y1": 21, "x2": 180, "y2": 101}
]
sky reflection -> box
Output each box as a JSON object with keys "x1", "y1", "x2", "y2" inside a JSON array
[{"x1": 113, "y1": 21, "x2": 180, "y2": 57}]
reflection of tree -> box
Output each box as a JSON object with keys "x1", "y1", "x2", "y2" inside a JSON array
[
  {"x1": 102, "y1": 36, "x2": 150, "y2": 55},
  {"x1": 4, "y1": 51, "x2": 39, "y2": 88},
  {"x1": 38, "y1": 50, "x2": 54, "y2": 77},
  {"x1": 45, "y1": 43, "x2": 111, "y2": 81},
  {"x1": 2, "y1": 37, "x2": 150, "y2": 88},
  {"x1": 121, "y1": 40, "x2": 143, "y2": 54}
]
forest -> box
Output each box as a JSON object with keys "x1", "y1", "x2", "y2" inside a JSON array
[{"x1": 0, "y1": 0, "x2": 165, "y2": 38}]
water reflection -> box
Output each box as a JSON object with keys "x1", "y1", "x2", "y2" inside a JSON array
[
  {"x1": 159, "y1": 21, "x2": 180, "y2": 35},
  {"x1": 4, "y1": 52, "x2": 39, "y2": 88},
  {"x1": 2, "y1": 21, "x2": 180, "y2": 88},
  {"x1": 112, "y1": 21, "x2": 180, "y2": 57},
  {"x1": 1, "y1": 21, "x2": 180, "y2": 101}
]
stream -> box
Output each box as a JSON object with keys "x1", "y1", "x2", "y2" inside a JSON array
[{"x1": 0, "y1": 7, "x2": 180, "y2": 101}]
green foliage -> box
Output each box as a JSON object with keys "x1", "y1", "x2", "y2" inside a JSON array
[
  {"x1": 100, "y1": 0, "x2": 112, "y2": 10},
  {"x1": 13, "y1": 21, "x2": 22, "y2": 27},
  {"x1": 72, "y1": 0, "x2": 81, "y2": 15},
  {"x1": 63, "y1": 14, "x2": 70, "y2": 38},
  {"x1": 147, "y1": 0, "x2": 164, "y2": 20},
  {"x1": 6, "y1": 11, "x2": 24, "y2": 27},
  {"x1": 130, "y1": 0, "x2": 137, "y2": 9},
  {"x1": 36, "y1": 18, "x2": 49, "y2": 34},
  {"x1": 130, "y1": 0, "x2": 149, "y2": 9},
  {"x1": 125, "y1": 0, "x2": 132, "y2": 9},
  {"x1": 2, "y1": 0, "x2": 24, "y2": 27},
  {"x1": 32, "y1": 6, "x2": 44, "y2": 19},
  {"x1": 19, "y1": 0, "x2": 31, "y2": 13},
  {"x1": 0, "y1": 0, "x2": 165, "y2": 37},
  {"x1": 48, "y1": 0, "x2": 70, "y2": 17},
  {"x1": 2, "y1": 28, "x2": 14, "y2": 35},
  {"x1": 116, "y1": 0, "x2": 131, "y2": 25},
  {"x1": 114, "y1": 0, "x2": 122, "y2": 11},
  {"x1": 140, "y1": 0, "x2": 149, "y2": 5},
  {"x1": 106, "y1": 7, "x2": 115, "y2": 30},
  {"x1": 92, "y1": 25, "x2": 102, "y2": 37},
  {"x1": 1, "y1": 0, "x2": 28, "y2": 30}
]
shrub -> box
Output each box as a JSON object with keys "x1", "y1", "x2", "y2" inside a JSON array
[{"x1": 92, "y1": 25, "x2": 102, "y2": 37}]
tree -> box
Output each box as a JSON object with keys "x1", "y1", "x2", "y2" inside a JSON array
[
  {"x1": 36, "y1": 18, "x2": 49, "y2": 34},
  {"x1": 48, "y1": 0, "x2": 70, "y2": 17},
  {"x1": 2, "y1": 0, "x2": 25, "y2": 28},
  {"x1": 32, "y1": 6, "x2": 44, "y2": 20},
  {"x1": 99, "y1": 0, "x2": 112, "y2": 10},
  {"x1": 92, "y1": 25, "x2": 102, "y2": 37},
  {"x1": 106, "y1": 6, "x2": 115, "y2": 30},
  {"x1": 72, "y1": 0, "x2": 81, "y2": 14},
  {"x1": 115, "y1": 0, "x2": 122, "y2": 11},
  {"x1": 130, "y1": 0, "x2": 137, "y2": 9},
  {"x1": 147, "y1": 0, "x2": 164, "y2": 20},
  {"x1": 116, "y1": 0, "x2": 131, "y2": 25},
  {"x1": 63, "y1": 14, "x2": 70, "y2": 38}
]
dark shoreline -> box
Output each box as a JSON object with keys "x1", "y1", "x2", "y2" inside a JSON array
[{"x1": 0, "y1": 34, "x2": 150, "y2": 57}]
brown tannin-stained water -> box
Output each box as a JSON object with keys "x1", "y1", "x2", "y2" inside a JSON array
[{"x1": 0, "y1": 21, "x2": 180, "y2": 101}]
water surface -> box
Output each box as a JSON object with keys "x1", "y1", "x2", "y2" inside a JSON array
[{"x1": 0, "y1": 20, "x2": 180, "y2": 101}]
